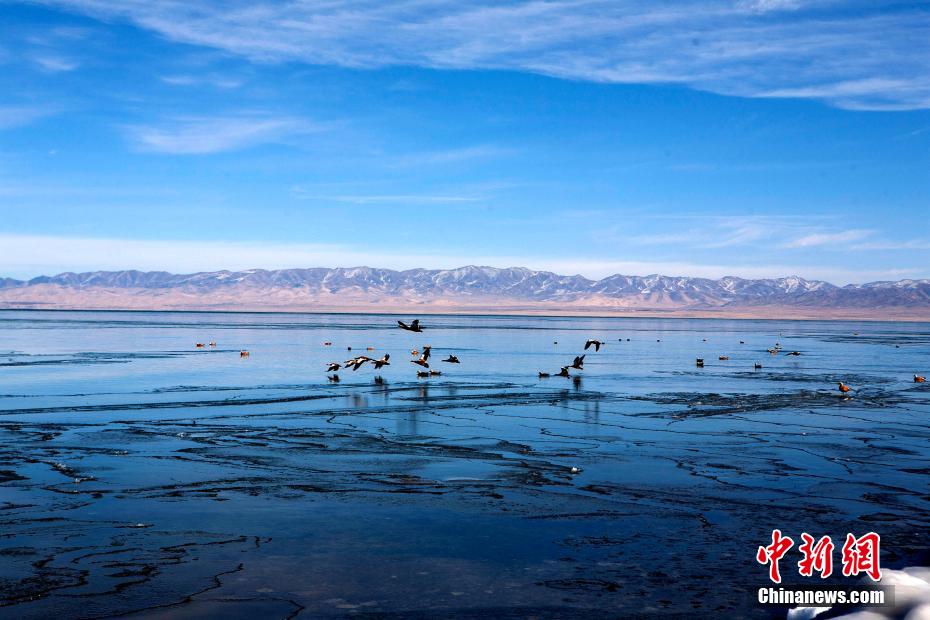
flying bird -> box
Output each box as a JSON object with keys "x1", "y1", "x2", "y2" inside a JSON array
[
  {"x1": 411, "y1": 355, "x2": 430, "y2": 369},
  {"x1": 570, "y1": 355, "x2": 585, "y2": 370},
  {"x1": 345, "y1": 356, "x2": 372, "y2": 371},
  {"x1": 373, "y1": 354, "x2": 391, "y2": 369},
  {"x1": 421, "y1": 345, "x2": 432, "y2": 361},
  {"x1": 442, "y1": 355, "x2": 460, "y2": 363},
  {"x1": 326, "y1": 362, "x2": 341, "y2": 372},
  {"x1": 584, "y1": 339, "x2": 604, "y2": 352},
  {"x1": 398, "y1": 319, "x2": 423, "y2": 332}
]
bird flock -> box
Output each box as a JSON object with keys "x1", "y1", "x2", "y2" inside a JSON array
[
  {"x1": 197, "y1": 320, "x2": 926, "y2": 395},
  {"x1": 320, "y1": 320, "x2": 464, "y2": 381}
]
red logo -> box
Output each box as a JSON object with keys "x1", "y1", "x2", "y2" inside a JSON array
[
  {"x1": 841, "y1": 532, "x2": 882, "y2": 582},
  {"x1": 758, "y1": 531, "x2": 881, "y2": 583},
  {"x1": 757, "y1": 529, "x2": 794, "y2": 584},
  {"x1": 798, "y1": 533, "x2": 834, "y2": 578}
]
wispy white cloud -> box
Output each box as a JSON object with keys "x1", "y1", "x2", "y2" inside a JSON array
[
  {"x1": 636, "y1": 221, "x2": 924, "y2": 253},
  {"x1": 702, "y1": 221, "x2": 773, "y2": 248},
  {"x1": 32, "y1": 0, "x2": 930, "y2": 110},
  {"x1": 627, "y1": 231, "x2": 699, "y2": 246},
  {"x1": 26, "y1": 25, "x2": 93, "y2": 45},
  {"x1": 760, "y1": 78, "x2": 930, "y2": 111},
  {"x1": 389, "y1": 144, "x2": 517, "y2": 167},
  {"x1": 0, "y1": 105, "x2": 56, "y2": 130},
  {"x1": 0, "y1": 233, "x2": 922, "y2": 284},
  {"x1": 159, "y1": 74, "x2": 243, "y2": 89},
  {"x1": 158, "y1": 74, "x2": 197, "y2": 86},
  {"x1": 124, "y1": 114, "x2": 325, "y2": 154},
  {"x1": 291, "y1": 190, "x2": 480, "y2": 205},
  {"x1": 854, "y1": 239, "x2": 930, "y2": 251},
  {"x1": 782, "y1": 229, "x2": 873, "y2": 248},
  {"x1": 623, "y1": 216, "x2": 812, "y2": 249},
  {"x1": 0, "y1": 182, "x2": 179, "y2": 198},
  {"x1": 24, "y1": 25, "x2": 90, "y2": 73},
  {"x1": 289, "y1": 178, "x2": 511, "y2": 205},
  {"x1": 31, "y1": 54, "x2": 80, "y2": 72},
  {"x1": 736, "y1": 0, "x2": 803, "y2": 13}
]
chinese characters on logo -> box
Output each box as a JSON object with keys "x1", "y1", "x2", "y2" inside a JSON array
[
  {"x1": 798, "y1": 533, "x2": 834, "y2": 578},
  {"x1": 757, "y1": 531, "x2": 881, "y2": 583},
  {"x1": 841, "y1": 532, "x2": 882, "y2": 582}
]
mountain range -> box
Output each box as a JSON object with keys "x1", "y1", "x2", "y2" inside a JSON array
[{"x1": 1, "y1": 266, "x2": 928, "y2": 319}]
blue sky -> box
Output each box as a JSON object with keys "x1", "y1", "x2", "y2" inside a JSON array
[{"x1": 0, "y1": 0, "x2": 928, "y2": 284}]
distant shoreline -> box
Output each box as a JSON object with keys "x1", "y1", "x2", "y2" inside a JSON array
[
  {"x1": 2, "y1": 304, "x2": 928, "y2": 323},
  {"x1": 3, "y1": 267, "x2": 928, "y2": 322}
]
